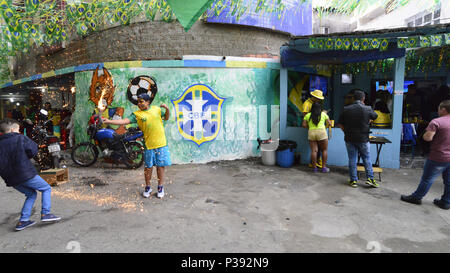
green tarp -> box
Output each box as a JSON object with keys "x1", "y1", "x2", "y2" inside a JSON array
[{"x1": 166, "y1": 0, "x2": 215, "y2": 31}]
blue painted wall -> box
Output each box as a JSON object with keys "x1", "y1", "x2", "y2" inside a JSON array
[{"x1": 206, "y1": 0, "x2": 312, "y2": 36}]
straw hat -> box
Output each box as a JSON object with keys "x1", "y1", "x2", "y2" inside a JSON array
[{"x1": 311, "y1": 89, "x2": 324, "y2": 100}]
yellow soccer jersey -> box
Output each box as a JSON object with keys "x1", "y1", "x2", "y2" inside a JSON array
[
  {"x1": 130, "y1": 106, "x2": 167, "y2": 149},
  {"x1": 302, "y1": 98, "x2": 314, "y2": 114}
]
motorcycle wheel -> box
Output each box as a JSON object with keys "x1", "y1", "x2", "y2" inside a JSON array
[
  {"x1": 71, "y1": 142, "x2": 98, "y2": 167},
  {"x1": 123, "y1": 142, "x2": 144, "y2": 169}
]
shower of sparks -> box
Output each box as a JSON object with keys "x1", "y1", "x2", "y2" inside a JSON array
[{"x1": 51, "y1": 188, "x2": 146, "y2": 213}]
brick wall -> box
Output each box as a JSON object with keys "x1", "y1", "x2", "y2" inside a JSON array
[{"x1": 15, "y1": 20, "x2": 289, "y2": 79}]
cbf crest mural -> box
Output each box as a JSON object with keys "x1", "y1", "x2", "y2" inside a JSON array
[{"x1": 172, "y1": 84, "x2": 226, "y2": 146}]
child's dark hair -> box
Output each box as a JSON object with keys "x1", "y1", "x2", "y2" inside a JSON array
[
  {"x1": 374, "y1": 101, "x2": 390, "y2": 114},
  {"x1": 310, "y1": 102, "x2": 322, "y2": 126},
  {"x1": 0, "y1": 118, "x2": 20, "y2": 133}
]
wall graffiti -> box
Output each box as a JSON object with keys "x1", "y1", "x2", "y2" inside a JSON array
[
  {"x1": 89, "y1": 66, "x2": 126, "y2": 134},
  {"x1": 74, "y1": 67, "x2": 279, "y2": 164},
  {"x1": 172, "y1": 84, "x2": 226, "y2": 147}
]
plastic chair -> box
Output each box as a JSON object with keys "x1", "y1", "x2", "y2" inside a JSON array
[{"x1": 401, "y1": 123, "x2": 416, "y2": 158}]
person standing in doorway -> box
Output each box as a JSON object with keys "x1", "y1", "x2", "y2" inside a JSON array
[
  {"x1": 401, "y1": 100, "x2": 450, "y2": 210},
  {"x1": 302, "y1": 102, "x2": 332, "y2": 173},
  {"x1": 302, "y1": 89, "x2": 325, "y2": 116},
  {"x1": 102, "y1": 93, "x2": 171, "y2": 199},
  {"x1": 337, "y1": 90, "x2": 379, "y2": 188},
  {"x1": 303, "y1": 89, "x2": 325, "y2": 168}
]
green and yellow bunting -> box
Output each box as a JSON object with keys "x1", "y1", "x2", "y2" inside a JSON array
[
  {"x1": 76, "y1": 22, "x2": 89, "y2": 36},
  {"x1": 407, "y1": 36, "x2": 418, "y2": 48},
  {"x1": 360, "y1": 38, "x2": 370, "y2": 50},
  {"x1": 0, "y1": 0, "x2": 11, "y2": 9},
  {"x1": 66, "y1": 4, "x2": 78, "y2": 21},
  {"x1": 420, "y1": 36, "x2": 430, "y2": 47},
  {"x1": 343, "y1": 38, "x2": 351, "y2": 50},
  {"x1": 25, "y1": 0, "x2": 41, "y2": 15},
  {"x1": 317, "y1": 38, "x2": 324, "y2": 50},
  {"x1": 309, "y1": 38, "x2": 317, "y2": 49},
  {"x1": 370, "y1": 38, "x2": 380, "y2": 49},
  {"x1": 380, "y1": 39, "x2": 389, "y2": 51},
  {"x1": 397, "y1": 38, "x2": 407, "y2": 48},
  {"x1": 325, "y1": 38, "x2": 334, "y2": 50},
  {"x1": 3, "y1": 27, "x2": 12, "y2": 41},
  {"x1": 77, "y1": 3, "x2": 87, "y2": 17},
  {"x1": 335, "y1": 38, "x2": 343, "y2": 50},
  {"x1": 60, "y1": 29, "x2": 67, "y2": 41},
  {"x1": 352, "y1": 38, "x2": 360, "y2": 50},
  {"x1": 430, "y1": 35, "x2": 442, "y2": 47},
  {"x1": 0, "y1": 0, "x2": 446, "y2": 70}
]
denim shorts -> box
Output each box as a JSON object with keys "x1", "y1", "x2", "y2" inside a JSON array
[{"x1": 144, "y1": 146, "x2": 171, "y2": 168}]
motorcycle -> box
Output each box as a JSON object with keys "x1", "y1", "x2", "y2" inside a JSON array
[
  {"x1": 71, "y1": 114, "x2": 144, "y2": 169},
  {"x1": 26, "y1": 109, "x2": 66, "y2": 171}
]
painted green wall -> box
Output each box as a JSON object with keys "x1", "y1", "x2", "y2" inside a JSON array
[{"x1": 74, "y1": 67, "x2": 280, "y2": 164}]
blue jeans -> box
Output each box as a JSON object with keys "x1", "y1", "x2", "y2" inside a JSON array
[
  {"x1": 411, "y1": 159, "x2": 450, "y2": 204},
  {"x1": 345, "y1": 142, "x2": 374, "y2": 181},
  {"x1": 13, "y1": 175, "x2": 52, "y2": 222}
]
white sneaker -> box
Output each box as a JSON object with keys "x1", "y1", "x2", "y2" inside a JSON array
[
  {"x1": 157, "y1": 187, "x2": 164, "y2": 199},
  {"x1": 143, "y1": 186, "x2": 152, "y2": 198}
]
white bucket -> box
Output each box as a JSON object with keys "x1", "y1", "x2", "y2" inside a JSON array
[{"x1": 260, "y1": 140, "x2": 279, "y2": 166}]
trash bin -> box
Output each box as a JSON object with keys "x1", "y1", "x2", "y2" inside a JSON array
[
  {"x1": 276, "y1": 140, "x2": 297, "y2": 168},
  {"x1": 258, "y1": 138, "x2": 279, "y2": 166}
]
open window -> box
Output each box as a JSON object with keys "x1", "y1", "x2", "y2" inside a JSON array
[{"x1": 286, "y1": 72, "x2": 330, "y2": 127}]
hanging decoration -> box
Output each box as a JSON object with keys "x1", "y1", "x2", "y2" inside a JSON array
[
  {"x1": 325, "y1": 38, "x2": 334, "y2": 50},
  {"x1": 379, "y1": 39, "x2": 389, "y2": 51},
  {"x1": 343, "y1": 38, "x2": 351, "y2": 50},
  {"x1": 308, "y1": 33, "x2": 449, "y2": 52},
  {"x1": 370, "y1": 38, "x2": 380, "y2": 49},
  {"x1": 0, "y1": 0, "x2": 302, "y2": 60},
  {"x1": 407, "y1": 36, "x2": 418, "y2": 48},
  {"x1": 335, "y1": 46, "x2": 449, "y2": 78},
  {"x1": 335, "y1": 38, "x2": 343, "y2": 50},
  {"x1": 397, "y1": 38, "x2": 407, "y2": 48},
  {"x1": 360, "y1": 38, "x2": 370, "y2": 50},
  {"x1": 429, "y1": 35, "x2": 442, "y2": 47},
  {"x1": 351, "y1": 38, "x2": 360, "y2": 50},
  {"x1": 316, "y1": 0, "x2": 440, "y2": 18},
  {"x1": 420, "y1": 36, "x2": 430, "y2": 47}
]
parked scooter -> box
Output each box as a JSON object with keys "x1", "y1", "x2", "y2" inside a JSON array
[
  {"x1": 71, "y1": 114, "x2": 144, "y2": 169},
  {"x1": 25, "y1": 109, "x2": 66, "y2": 172}
]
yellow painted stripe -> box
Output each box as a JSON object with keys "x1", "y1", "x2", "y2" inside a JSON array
[
  {"x1": 104, "y1": 61, "x2": 142, "y2": 69},
  {"x1": 13, "y1": 79, "x2": 23, "y2": 85},
  {"x1": 41, "y1": 71, "x2": 56, "y2": 78},
  {"x1": 226, "y1": 61, "x2": 267, "y2": 68}
]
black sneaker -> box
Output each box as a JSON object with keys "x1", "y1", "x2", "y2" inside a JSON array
[
  {"x1": 400, "y1": 195, "x2": 422, "y2": 205},
  {"x1": 433, "y1": 199, "x2": 450, "y2": 210}
]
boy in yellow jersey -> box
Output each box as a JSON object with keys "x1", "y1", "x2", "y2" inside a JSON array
[{"x1": 102, "y1": 93, "x2": 170, "y2": 198}]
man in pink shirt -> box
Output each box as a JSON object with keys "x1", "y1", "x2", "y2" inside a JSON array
[{"x1": 401, "y1": 100, "x2": 450, "y2": 209}]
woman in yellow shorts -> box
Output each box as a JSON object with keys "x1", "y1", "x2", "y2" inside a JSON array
[{"x1": 302, "y1": 103, "x2": 332, "y2": 173}]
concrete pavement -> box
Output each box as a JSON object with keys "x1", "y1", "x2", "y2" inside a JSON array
[{"x1": 0, "y1": 157, "x2": 449, "y2": 253}]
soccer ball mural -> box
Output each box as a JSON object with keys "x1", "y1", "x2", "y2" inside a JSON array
[{"x1": 127, "y1": 75, "x2": 158, "y2": 105}]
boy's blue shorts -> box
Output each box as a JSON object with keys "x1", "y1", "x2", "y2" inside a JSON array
[{"x1": 144, "y1": 146, "x2": 171, "y2": 168}]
